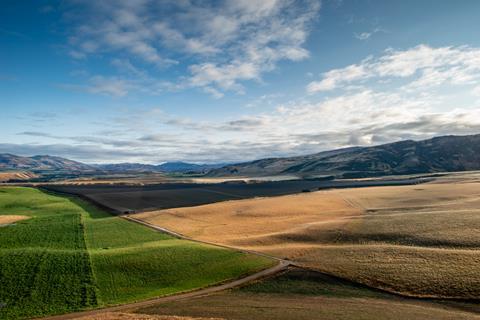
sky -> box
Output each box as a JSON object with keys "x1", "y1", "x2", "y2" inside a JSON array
[{"x1": 2, "y1": 0, "x2": 480, "y2": 164}]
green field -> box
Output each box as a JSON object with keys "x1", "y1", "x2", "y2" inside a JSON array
[{"x1": 0, "y1": 187, "x2": 273, "y2": 319}]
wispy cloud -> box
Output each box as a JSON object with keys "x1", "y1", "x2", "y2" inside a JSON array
[
  {"x1": 18, "y1": 131, "x2": 61, "y2": 139},
  {"x1": 354, "y1": 27, "x2": 385, "y2": 40},
  {"x1": 13, "y1": 45, "x2": 480, "y2": 163},
  {"x1": 65, "y1": 0, "x2": 320, "y2": 98},
  {"x1": 0, "y1": 143, "x2": 154, "y2": 163},
  {"x1": 307, "y1": 45, "x2": 480, "y2": 93},
  {"x1": 354, "y1": 32, "x2": 372, "y2": 40},
  {"x1": 59, "y1": 76, "x2": 131, "y2": 97},
  {"x1": 0, "y1": 28, "x2": 30, "y2": 39}
]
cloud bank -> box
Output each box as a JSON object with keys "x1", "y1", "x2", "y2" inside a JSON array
[{"x1": 10, "y1": 44, "x2": 480, "y2": 163}]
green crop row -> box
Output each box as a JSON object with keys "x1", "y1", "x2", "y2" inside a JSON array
[{"x1": 0, "y1": 187, "x2": 273, "y2": 319}]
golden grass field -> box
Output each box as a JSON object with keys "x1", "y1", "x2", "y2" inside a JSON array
[
  {"x1": 133, "y1": 268, "x2": 480, "y2": 320},
  {"x1": 136, "y1": 172, "x2": 480, "y2": 299},
  {"x1": 136, "y1": 290, "x2": 480, "y2": 320},
  {"x1": 31, "y1": 175, "x2": 294, "y2": 186}
]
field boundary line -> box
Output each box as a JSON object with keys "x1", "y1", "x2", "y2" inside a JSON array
[
  {"x1": 38, "y1": 259, "x2": 290, "y2": 320},
  {"x1": 123, "y1": 216, "x2": 292, "y2": 263},
  {"x1": 198, "y1": 188, "x2": 246, "y2": 199},
  {"x1": 79, "y1": 208, "x2": 101, "y2": 307},
  {"x1": 37, "y1": 214, "x2": 291, "y2": 320}
]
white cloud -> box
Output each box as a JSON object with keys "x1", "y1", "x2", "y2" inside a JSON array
[
  {"x1": 69, "y1": 50, "x2": 86, "y2": 59},
  {"x1": 111, "y1": 58, "x2": 145, "y2": 77},
  {"x1": 354, "y1": 27, "x2": 385, "y2": 41},
  {"x1": 87, "y1": 76, "x2": 131, "y2": 97},
  {"x1": 354, "y1": 32, "x2": 372, "y2": 40},
  {"x1": 67, "y1": 0, "x2": 320, "y2": 97},
  {"x1": 473, "y1": 85, "x2": 480, "y2": 96},
  {"x1": 202, "y1": 87, "x2": 224, "y2": 99},
  {"x1": 60, "y1": 76, "x2": 132, "y2": 97},
  {"x1": 245, "y1": 93, "x2": 283, "y2": 108},
  {"x1": 307, "y1": 64, "x2": 367, "y2": 93},
  {"x1": 188, "y1": 62, "x2": 259, "y2": 93},
  {"x1": 13, "y1": 84, "x2": 480, "y2": 163},
  {"x1": 31, "y1": 41, "x2": 480, "y2": 162},
  {"x1": 307, "y1": 45, "x2": 480, "y2": 93}
]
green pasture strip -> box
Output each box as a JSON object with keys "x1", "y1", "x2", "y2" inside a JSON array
[
  {"x1": 89, "y1": 241, "x2": 273, "y2": 305},
  {"x1": 0, "y1": 187, "x2": 97, "y2": 319},
  {"x1": 0, "y1": 187, "x2": 274, "y2": 318},
  {"x1": 76, "y1": 197, "x2": 273, "y2": 305}
]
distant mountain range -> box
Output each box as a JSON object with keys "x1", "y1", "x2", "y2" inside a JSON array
[
  {"x1": 96, "y1": 161, "x2": 227, "y2": 173},
  {"x1": 2, "y1": 134, "x2": 480, "y2": 179},
  {"x1": 0, "y1": 154, "x2": 96, "y2": 173},
  {"x1": 208, "y1": 134, "x2": 480, "y2": 178},
  {"x1": 0, "y1": 154, "x2": 226, "y2": 175}
]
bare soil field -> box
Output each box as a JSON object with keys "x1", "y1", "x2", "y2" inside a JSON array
[
  {"x1": 42, "y1": 177, "x2": 430, "y2": 214},
  {"x1": 136, "y1": 173, "x2": 480, "y2": 298}
]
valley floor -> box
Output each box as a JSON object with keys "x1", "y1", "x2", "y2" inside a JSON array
[
  {"x1": 135, "y1": 172, "x2": 480, "y2": 300},
  {"x1": 3, "y1": 172, "x2": 480, "y2": 319}
]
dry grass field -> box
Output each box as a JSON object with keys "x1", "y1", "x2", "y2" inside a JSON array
[
  {"x1": 75, "y1": 312, "x2": 222, "y2": 320},
  {"x1": 0, "y1": 171, "x2": 37, "y2": 182},
  {"x1": 137, "y1": 294, "x2": 478, "y2": 320},
  {"x1": 133, "y1": 269, "x2": 480, "y2": 320},
  {"x1": 136, "y1": 172, "x2": 480, "y2": 299}
]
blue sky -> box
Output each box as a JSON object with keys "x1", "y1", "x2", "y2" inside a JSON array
[{"x1": 2, "y1": 0, "x2": 480, "y2": 163}]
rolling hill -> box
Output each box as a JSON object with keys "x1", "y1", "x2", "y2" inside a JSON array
[
  {"x1": 96, "y1": 161, "x2": 227, "y2": 173},
  {"x1": 2, "y1": 134, "x2": 480, "y2": 179},
  {"x1": 156, "y1": 161, "x2": 228, "y2": 173},
  {"x1": 208, "y1": 134, "x2": 480, "y2": 178},
  {"x1": 0, "y1": 154, "x2": 226, "y2": 176},
  {"x1": 0, "y1": 154, "x2": 97, "y2": 173}
]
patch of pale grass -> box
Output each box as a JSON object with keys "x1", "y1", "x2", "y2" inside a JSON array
[{"x1": 0, "y1": 215, "x2": 29, "y2": 224}]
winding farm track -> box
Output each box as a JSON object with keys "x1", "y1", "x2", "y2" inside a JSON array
[{"x1": 39, "y1": 216, "x2": 292, "y2": 320}]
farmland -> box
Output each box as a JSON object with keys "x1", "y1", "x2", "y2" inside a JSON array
[
  {"x1": 42, "y1": 176, "x2": 432, "y2": 214},
  {"x1": 0, "y1": 187, "x2": 273, "y2": 319},
  {"x1": 135, "y1": 172, "x2": 480, "y2": 299},
  {"x1": 0, "y1": 172, "x2": 37, "y2": 183},
  {"x1": 134, "y1": 268, "x2": 480, "y2": 320}
]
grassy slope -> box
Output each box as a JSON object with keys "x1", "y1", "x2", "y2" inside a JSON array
[
  {"x1": 282, "y1": 182, "x2": 480, "y2": 299},
  {"x1": 0, "y1": 187, "x2": 273, "y2": 318}
]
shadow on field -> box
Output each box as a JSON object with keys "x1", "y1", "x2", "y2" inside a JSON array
[{"x1": 135, "y1": 267, "x2": 480, "y2": 320}]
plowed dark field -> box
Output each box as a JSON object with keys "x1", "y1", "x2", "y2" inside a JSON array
[{"x1": 42, "y1": 177, "x2": 431, "y2": 214}]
